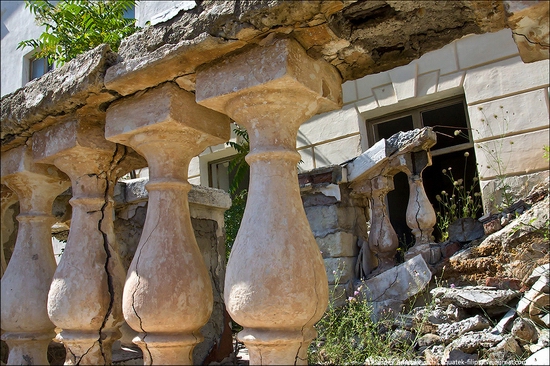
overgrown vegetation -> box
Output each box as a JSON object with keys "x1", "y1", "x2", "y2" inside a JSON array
[
  {"x1": 435, "y1": 151, "x2": 482, "y2": 241},
  {"x1": 18, "y1": 0, "x2": 138, "y2": 67},
  {"x1": 308, "y1": 272, "x2": 441, "y2": 364},
  {"x1": 224, "y1": 126, "x2": 250, "y2": 259}
]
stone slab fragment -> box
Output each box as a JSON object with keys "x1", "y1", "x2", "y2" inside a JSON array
[
  {"x1": 324, "y1": 256, "x2": 356, "y2": 284},
  {"x1": 438, "y1": 315, "x2": 490, "y2": 343},
  {"x1": 105, "y1": 33, "x2": 246, "y2": 96},
  {"x1": 297, "y1": 103, "x2": 361, "y2": 148},
  {"x1": 446, "y1": 331, "x2": 503, "y2": 354},
  {"x1": 475, "y1": 129, "x2": 550, "y2": 180},
  {"x1": 448, "y1": 218, "x2": 485, "y2": 242},
  {"x1": 525, "y1": 347, "x2": 550, "y2": 366},
  {"x1": 431, "y1": 286, "x2": 521, "y2": 308},
  {"x1": 358, "y1": 254, "x2": 432, "y2": 303},
  {"x1": 463, "y1": 56, "x2": 549, "y2": 105},
  {"x1": 456, "y1": 29, "x2": 519, "y2": 70},
  {"x1": 468, "y1": 89, "x2": 550, "y2": 141},
  {"x1": 346, "y1": 128, "x2": 436, "y2": 182}
]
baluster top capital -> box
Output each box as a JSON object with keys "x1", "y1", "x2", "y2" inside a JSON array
[
  {"x1": 105, "y1": 82, "x2": 230, "y2": 148},
  {"x1": 1, "y1": 144, "x2": 68, "y2": 184},
  {"x1": 196, "y1": 38, "x2": 342, "y2": 117},
  {"x1": 32, "y1": 116, "x2": 116, "y2": 165}
]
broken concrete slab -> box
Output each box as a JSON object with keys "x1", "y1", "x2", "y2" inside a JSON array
[
  {"x1": 438, "y1": 315, "x2": 491, "y2": 344},
  {"x1": 357, "y1": 254, "x2": 432, "y2": 303},
  {"x1": 524, "y1": 347, "x2": 550, "y2": 366},
  {"x1": 431, "y1": 286, "x2": 521, "y2": 308}
]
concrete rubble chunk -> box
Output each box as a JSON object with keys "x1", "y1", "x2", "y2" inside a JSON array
[
  {"x1": 357, "y1": 254, "x2": 432, "y2": 303},
  {"x1": 491, "y1": 308, "x2": 516, "y2": 335},
  {"x1": 441, "y1": 349, "x2": 478, "y2": 366},
  {"x1": 431, "y1": 286, "x2": 521, "y2": 308},
  {"x1": 445, "y1": 331, "x2": 503, "y2": 354},
  {"x1": 511, "y1": 317, "x2": 538, "y2": 345},
  {"x1": 346, "y1": 127, "x2": 436, "y2": 182},
  {"x1": 448, "y1": 218, "x2": 485, "y2": 242},
  {"x1": 517, "y1": 270, "x2": 550, "y2": 315},
  {"x1": 438, "y1": 315, "x2": 491, "y2": 344}
]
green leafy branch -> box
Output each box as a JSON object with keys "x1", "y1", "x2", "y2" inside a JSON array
[{"x1": 17, "y1": 0, "x2": 139, "y2": 67}]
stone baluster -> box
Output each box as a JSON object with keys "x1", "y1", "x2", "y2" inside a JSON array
[
  {"x1": 356, "y1": 175, "x2": 399, "y2": 276},
  {"x1": 1, "y1": 144, "x2": 70, "y2": 365},
  {"x1": 196, "y1": 38, "x2": 341, "y2": 365},
  {"x1": 1, "y1": 184, "x2": 18, "y2": 277},
  {"x1": 105, "y1": 82, "x2": 230, "y2": 365},
  {"x1": 404, "y1": 151, "x2": 436, "y2": 245},
  {"x1": 33, "y1": 118, "x2": 127, "y2": 365}
]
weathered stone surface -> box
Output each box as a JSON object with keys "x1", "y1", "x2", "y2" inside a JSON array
[
  {"x1": 357, "y1": 254, "x2": 432, "y2": 302},
  {"x1": 105, "y1": 33, "x2": 246, "y2": 96},
  {"x1": 196, "y1": 38, "x2": 339, "y2": 365},
  {"x1": 446, "y1": 331, "x2": 503, "y2": 354},
  {"x1": 417, "y1": 333, "x2": 442, "y2": 349},
  {"x1": 1, "y1": 0, "x2": 529, "y2": 155},
  {"x1": 448, "y1": 218, "x2": 485, "y2": 243},
  {"x1": 346, "y1": 127, "x2": 436, "y2": 182},
  {"x1": 525, "y1": 263, "x2": 550, "y2": 287},
  {"x1": 517, "y1": 271, "x2": 550, "y2": 315},
  {"x1": 431, "y1": 286, "x2": 521, "y2": 308},
  {"x1": 505, "y1": 1, "x2": 550, "y2": 63},
  {"x1": 441, "y1": 349, "x2": 478, "y2": 365},
  {"x1": 491, "y1": 308, "x2": 516, "y2": 335},
  {"x1": 511, "y1": 317, "x2": 538, "y2": 345},
  {"x1": 317, "y1": 231, "x2": 358, "y2": 258},
  {"x1": 438, "y1": 315, "x2": 491, "y2": 343},
  {"x1": 1, "y1": 44, "x2": 117, "y2": 151}
]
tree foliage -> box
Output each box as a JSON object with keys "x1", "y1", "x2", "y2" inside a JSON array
[
  {"x1": 17, "y1": 0, "x2": 138, "y2": 67},
  {"x1": 226, "y1": 126, "x2": 250, "y2": 196}
]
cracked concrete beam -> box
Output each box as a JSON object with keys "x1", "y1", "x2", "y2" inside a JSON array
[{"x1": 505, "y1": 1, "x2": 549, "y2": 63}]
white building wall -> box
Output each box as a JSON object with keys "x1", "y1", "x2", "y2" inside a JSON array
[
  {"x1": 297, "y1": 28, "x2": 549, "y2": 213},
  {"x1": 1, "y1": 1, "x2": 47, "y2": 96}
]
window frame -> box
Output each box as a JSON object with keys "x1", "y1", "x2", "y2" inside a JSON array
[{"x1": 366, "y1": 96, "x2": 473, "y2": 157}]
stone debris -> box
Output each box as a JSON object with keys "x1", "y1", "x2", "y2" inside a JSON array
[
  {"x1": 448, "y1": 217, "x2": 485, "y2": 243},
  {"x1": 431, "y1": 286, "x2": 521, "y2": 308},
  {"x1": 357, "y1": 254, "x2": 432, "y2": 303},
  {"x1": 438, "y1": 315, "x2": 491, "y2": 343}
]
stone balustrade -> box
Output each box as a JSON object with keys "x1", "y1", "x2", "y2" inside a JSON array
[
  {"x1": 346, "y1": 128, "x2": 437, "y2": 277},
  {"x1": 0, "y1": 34, "x2": 437, "y2": 366}
]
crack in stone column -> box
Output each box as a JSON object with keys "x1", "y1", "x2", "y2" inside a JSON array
[
  {"x1": 96, "y1": 144, "x2": 128, "y2": 364},
  {"x1": 131, "y1": 217, "x2": 160, "y2": 366},
  {"x1": 512, "y1": 31, "x2": 550, "y2": 47}
]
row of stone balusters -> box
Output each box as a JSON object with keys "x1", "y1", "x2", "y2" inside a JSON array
[{"x1": 1, "y1": 38, "x2": 341, "y2": 365}]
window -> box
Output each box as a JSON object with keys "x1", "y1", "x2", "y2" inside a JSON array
[
  {"x1": 208, "y1": 156, "x2": 249, "y2": 194},
  {"x1": 366, "y1": 97, "x2": 481, "y2": 247},
  {"x1": 29, "y1": 57, "x2": 52, "y2": 81}
]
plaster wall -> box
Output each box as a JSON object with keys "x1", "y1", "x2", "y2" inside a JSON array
[
  {"x1": 1, "y1": 1, "x2": 47, "y2": 96},
  {"x1": 297, "y1": 28, "x2": 549, "y2": 213}
]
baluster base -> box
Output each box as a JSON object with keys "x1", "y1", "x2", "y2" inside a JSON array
[
  {"x1": 134, "y1": 333, "x2": 202, "y2": 365},
  {"x1": 2, "y1": 331, "x2": 54, "y2": 365},
  {"x1": 239, "y1": 327, "x2": 316, "y2": 365}
]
